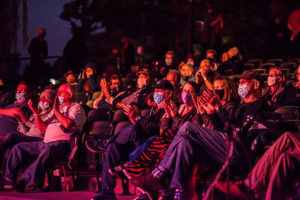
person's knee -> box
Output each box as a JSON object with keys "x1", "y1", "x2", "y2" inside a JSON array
[{"x1": 178, "y1": 121, "x2": 194, "y2": 137}]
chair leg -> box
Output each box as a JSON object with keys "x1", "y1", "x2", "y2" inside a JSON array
[
  {"x1": 94, "y1": 153, "x2": 101, "y2": 192},
  {"x1": 120, "y1": 176, "x2": 131, "y2": 195}
]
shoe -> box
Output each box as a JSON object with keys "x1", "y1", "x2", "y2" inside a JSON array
[
  {"x1": 215, "y1": 181, "x2": 248, "y2": 199},
  {"x1": 14, "y1": 179, "x2": 26, "y2": 193},
  {"x1": 108, "y1": 165, "x2": 124, "y2": 177},
  {"x1": 133, "y1": 192, "x2": 150, "y2": 200},
  {"x1": 91, "y1": 190, "x2": 117, "y2": 200},
  {"x1": 130, "y1": 173, "x2": 166, "y2": 200}
]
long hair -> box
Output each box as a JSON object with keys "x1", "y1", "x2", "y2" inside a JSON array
[{"x1": 214, "y1": 77, "x2": 240, "y2": 103}]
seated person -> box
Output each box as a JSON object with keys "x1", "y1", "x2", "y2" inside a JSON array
[
  {"x1": 0, "y1": 78, "x2": 14, "y2": 108},
  {"x1": 206, "y1": 49, "x2": 219, "y2": 71},
  {"x1": 218, "y1": 47, "x2": 244, "y2": 75},
  {"x1": 93, "y1": 74, "x2": 124, "y2": 110},
  {"x1": 0, "y1": 89, "x2": 56, "y2": 171},
  {"x1": 262, "y1": 66, "x2": 286, "y2": 109},
  {"x1": 195, "y1": 59, "x2": 220, "y2": 91},
  {"x1": 77, "y1": 63, "x2": 100, "y2": 100},
  {"x1": 166, "y1": 70, "x2": 182, "y2": 105},
  {"x1": 137, "y1": 70, "x2": 283, "y2": 200},
  {"x1": 217, "y1": 131, "x2": 300, "y2": 200},
  {"x1": 91, "y1": 80, "x2": 174, "y2": 200},
  {"x1": 278, "y1": 65, "x2": 300, "y2": 107},
  {"x1": 179, "y1": 63, "x2": 196, "y2": 87},
  {"x1": 63, "y1": 70, "x2": 78, "y2": 86},
  {"x1": 3, "y1": 83, "x2": 86, "y2": 191},
  {"x1": 0, "y1": 82, "x2": 32, "y2": 137}
]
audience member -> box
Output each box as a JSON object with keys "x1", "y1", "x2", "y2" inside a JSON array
[
  {"x1": 195, "y1": 59, "x2": 220, "y2": 91},
  {"x1": 3, "y1": 83, "x2": 86, "y2": 192},
  {"x1": 77, "y1": 63, "x2": 100, "y2": 99},
  {"x1": 179, "y1": 63, "x2": 196, "y2": 87},
  {"x1": 0, "y1": 83, "x2": 32, "y2": 137},
  {"x1": 91, "y1": 80, "x2": 174, "y2": 200},
  {"x1": 0, "y1": 89, "x2": 56, "y2": 172}
]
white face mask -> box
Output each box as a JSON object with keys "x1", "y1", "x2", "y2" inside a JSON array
[
  {"x1": 58, "y1": 96, "x2": 65, "y2": 105},
  {"x1": 137, "y1": 78, "x2": 147, "y2": 88},
  {"x1": 267, "y1": 76, "x2": 277, "y2": 86},
  {"x1": 165, "y1": 59, "x2": 172, "y2": 66}
]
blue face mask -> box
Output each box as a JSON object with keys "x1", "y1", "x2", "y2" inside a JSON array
[
  {"x1": 238, "y1": 84, "x2": 250, "y2": 99},
  {"x1": 181, "y1": 93, "x2": 194, "y2": 105},
  {"x1": 58, "y1": 96, "x2": 65, "y2": 105},
  {"x1": 153, "y1": 92, "x2": 164, "y2": 105},
  {"x1": 16, "y1": 93, "x2": 25, "y2": 102},
  {"x1": 39, "y1": 102, "x2": 49, "y2": 110}
]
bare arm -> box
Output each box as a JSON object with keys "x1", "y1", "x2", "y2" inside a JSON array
[
  {"x1": 53, "y1": 97, "x2": 75, "y2": 129},
  {"x1": 28, "y1": 99, "x2": 47, "y2": 133}
]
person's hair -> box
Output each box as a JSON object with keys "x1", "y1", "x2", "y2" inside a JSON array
[
  {"x1": 180, "y1": 63, "x2": 195, "y2": 76},
  {"x1": 167, "y1": 70, "x2": 180, "y2": 80},
  {"x1": 206, "y1": 49, "x2": 216, "y2": 56},
  {"x1": 165, "y1": 50, "x2": 175, "y2": 58},
  {"x1": 184, "y1": 81, "x2": 200, "y2": 96},
  {"x1": 109, "y1": 74, "x2": 121, "y2": 83},
  {"x1": 18, "y1": 81, "x2": 32, "y2": 96},
  {"x1": 268, "y1": 66, "x2": 285, "y2": 86},
  {"x1": 214, "y1": 77, "x2": 240, "y2": 103}
]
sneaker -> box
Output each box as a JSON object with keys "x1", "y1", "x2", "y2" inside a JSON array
[
  {"x1": 130, "y1": 173, "x2": 166, "y2": 200},
  {"x1": 91, "y1": 190, "x2": 117, "y2": 200},
  {"x1": 14, "y1": 179, "x2": 26, "y2": 193}
]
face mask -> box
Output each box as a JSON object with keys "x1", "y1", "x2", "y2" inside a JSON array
[
  {"x1": 215, "y1": 89, "x2": 225, "y2": 100},
  {"x1": 187, "y1": 61, "x2": 194, "y2": 66},
  {"x1": 238, "y1": 84, "x2": 250, "y2": 99},
  {"x1": 267, "y1": 76, "x2": 277, "y2": 86},
  {"x1": 16, "y1": 93, "x2": 25, "y2": 102},
  {"x1": 153, "y1": 92, "x2": 164, "y2": 105},
  {"x1": 39, "y1": 101, "x2": 50, "y2": 110},
  {"x1": 165, "y1": 59, "x2": 172, "y2": 66},
  {"x1": 137, "y1": 78, "x2": 147, "y2": 88},
  {"x1": 181, "y1": 93, "x2": 194, "y2": 105},
  {"x1": 58, "y1": 96, "x2": 65, "y2": 105}
]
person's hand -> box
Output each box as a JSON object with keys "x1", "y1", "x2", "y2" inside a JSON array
[
  {"x1": 53, "y1": 96, "x2": 59, "y2": 112},
  {"x1": 86, "y1": 69, "x2": 94, "y2": 78},
  {"x1": 198, "y1": 96, "x2": 215, "y2": 114},
  {"x1": 199, "y1": 68, "x2": 207, "y2": 79},
  {"x1": 81, "y1": 69, "x2": 86, "y2": 79},
  {"x1": 124, "y1": 104, "x2": 140, "y2": 123},
  {"x1": 195, "y1": 70, "x2": 202, "y2": 84},
  {"x1": 202, "y1": 89, "x2": 221, "y2": 110},
  {"x1": 28, "y1": 99, "x2": 38, "y2": 114},
  {"x1": 163, "y1": 101, "x2": 172, "y2": 118},
  {"x1": 100, "y1": 78, "x2": 109, "y2": 91},
  {"x1": 193, "y1": 95, "x2": 204, "y2": 114}
]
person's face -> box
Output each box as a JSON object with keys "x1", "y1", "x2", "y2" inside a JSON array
[
  {"x1": 16, "y1": 84, "x2": 30, "y2": 102},
  {"x1": 85, "y1": 67, "x2": 94, "y2": 78},
  {"x1": 239, "y1": 79, "x2": 255, "y2": 93},
  {"x1": 110, "y1": 79, "x2": 121, "y2": 91},
  {"x1": 165, "y1": 54, "x2": 173, "y2": 65},
  {"x1": 213, "y1": 80, "x2": 225, "y2": 90},
  {"x1": 206, "y1": 52, "x2": 215, "y2": 60},
  {"x1": 66, "y1": 74, "x2": 76, "y2": 84},
  {"x1": 58, "y1": 85, "x2": 72, "y2": 103},
  {"x1": 182, "y1": 83, "x2": 196, "y2": 97},
  {"x1": 268, "y1": 68, "x2": 283, "y2": 85},
  {"x1": 181, "y1": 66, "x2": 193, "y2": 77},
  {"x1": 38, "y1": 28, "x2": 46, "y2": 37},
  {"x1": 137, "y1": 74, "x2": 149, "y2": 88},
  {"x1": 200, "y1": 62, "x2": 211, "y2": 73},
  {"x1": 154, "y1": 88, "x2": 170, "y2": 99},
  {"x1": 166, "y1": 73, "x2": 179, "y2": 87}
]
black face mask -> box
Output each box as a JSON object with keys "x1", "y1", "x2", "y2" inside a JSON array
[{"x1": 215, "y1": 89, "x2": 225, "y2": 100}]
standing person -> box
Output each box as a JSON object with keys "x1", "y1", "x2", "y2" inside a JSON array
[
  {"x1": 27, "y1": 28, "x2": 48, "y2": 86},
  {"x1": 287, "y1": 5, "x2": 300, "y2": 57},
  {"x1": 3, "y1": 83, "x2": 86, "y2": 191},
  {"x1": 120, "y1": 36, "x2": 135, "y2": 76},
  {"x1": 201, "y1": 8, "x2": 223, "y2": 54},
  {"x1": 63, "y1": 32, "x2": 87, "y2": 74}
]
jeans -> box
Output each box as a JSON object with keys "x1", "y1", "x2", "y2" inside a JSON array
[
  {"x1": 0, "y1": 131, "x2": 41, "y2": 169},
  {"x1": 158, "y1": 121, "x2": 241, "y2": 189},
  {"x1": 101, "y1": 124, "x2": 145, "y2": 191},
  {"x1": 5, "y1": 140, "x2": 70, "y2": 187}
]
